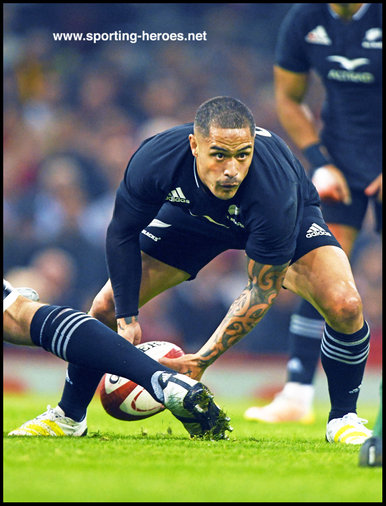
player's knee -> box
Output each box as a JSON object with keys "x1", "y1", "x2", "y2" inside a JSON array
[
  {"x1": 323, "y1": 288, "x2": 363, "y2": 330},
  {"x1": 89, "y1": 290, "x2": 115, "y2": 326}
]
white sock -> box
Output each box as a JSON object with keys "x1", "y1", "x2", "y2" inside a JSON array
[{"x1": 3, "y1": 284, "x2": 21, "y2": 312}]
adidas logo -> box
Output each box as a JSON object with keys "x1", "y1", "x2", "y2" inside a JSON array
[
  {"x1": 166, "y1": 187, "x2": 190, "y2": 204},
  {"x1": 362, "y1": 27, "x2": 382, "y2": 49},
  {"x1": 306, "y1": 223, "x2": 331, "y2": 238},
  {"x1": 305, "y1": 25, "x2": 331, "y2": 46}
]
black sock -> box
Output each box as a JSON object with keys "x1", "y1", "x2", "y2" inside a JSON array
[
  {"x1": 287, "y1": 300, "x2": 324, "y2": 384},
  {"x1": 30, "y1": 305, "x2": 175, "y2": 408},
  {"x1": 321, "y1": 321, "x2": 370, "y2": 422},
  {"x1": 58, "y1": 364, "x2": 104, "y2": 422}
]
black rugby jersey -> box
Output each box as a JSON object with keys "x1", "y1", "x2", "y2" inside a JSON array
[
  {"x1": 275, "y1": 3, "x2": 382, "y2": 188},
  {"x1": 106, "y1": 123, "x2": 320, "y2": 318}
]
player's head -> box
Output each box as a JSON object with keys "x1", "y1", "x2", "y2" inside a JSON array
[
  {"x1": 193, "y1": 96, "x2": 256, "y2": 138},
  {"x1": 189, "y1": 97, "x2": 255, "y2": 200}
]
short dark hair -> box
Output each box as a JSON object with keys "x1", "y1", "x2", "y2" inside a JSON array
[{"x1": 194, "y1": 96, "x2": 255, "y2": 138}]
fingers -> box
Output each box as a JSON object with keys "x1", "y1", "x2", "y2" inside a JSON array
[
  {"x1": 337, "y1": 181, "x2": 352, "y2": 205},
  {"x1": 158, "y1": 356, "x2": 203, "y2": 380},
  {"x1": 312, "y1": 167, "x2": 351, "y2": 204},
  {"x1": 364, "y1": 175, "x2": 382, "y2": 202}
]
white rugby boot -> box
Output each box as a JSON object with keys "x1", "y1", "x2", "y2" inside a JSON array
[
  {"x1": 244, "y1": 382, "x2": 315, "y2": 424},
  {"x1": 8, "y1": 405, "x2": 87, "y2": 437},
  {"x1": 3, "y1": 278, "x2": 39, "y2": 311},
  {"x1": 326, "y1": 412, "x2": 372, "y2": 445}
]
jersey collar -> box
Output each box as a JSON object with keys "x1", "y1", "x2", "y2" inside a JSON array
[
  {"x1": 328, "y1": 3, "x2": 370, "y2": 21},
  {"x1": 193, "y1": 158, "x2": 200, "y2": 188}
]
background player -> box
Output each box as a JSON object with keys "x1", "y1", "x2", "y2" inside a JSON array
[
  {"x1": 10, "y1": 96, "x2": 372, "y2": 445},
  {"x1": 245, "y1": 3, "x2": 382, "y2": 424},
  {"x1": 3, "y1": 279, "x2": 231, "y2": 439}
]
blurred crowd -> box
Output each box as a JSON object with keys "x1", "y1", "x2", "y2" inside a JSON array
[{"x1": 4, "y1": 4, "x2": 381, "y2": 356}]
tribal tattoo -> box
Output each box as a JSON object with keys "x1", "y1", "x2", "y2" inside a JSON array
[{"x1": 196, "y1": 257, "x2": 289, "y2": 369}]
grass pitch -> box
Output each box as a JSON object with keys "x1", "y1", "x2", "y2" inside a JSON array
[{"x1": 4, "y1": 393, "x2": 382, "y2": 503}]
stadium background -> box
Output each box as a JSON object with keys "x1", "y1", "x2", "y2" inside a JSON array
[{"x1": 4, "y1": 3, "x2": 381, "y2": 398}]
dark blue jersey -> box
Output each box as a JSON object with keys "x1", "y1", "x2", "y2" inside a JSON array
[
  {"x1": 106, "y1": 123, "x2": 320, "y2": 318},
  {"x1": 275, "y1": 3, "x2": 382, "y2": 189}
]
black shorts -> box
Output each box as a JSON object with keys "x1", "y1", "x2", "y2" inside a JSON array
[
  {"x1": 139, "y1": 204, "x2": 342, "y2": 279},
  {"x1": 320, "y1": 189, "x2": 382, "y2": 234}
]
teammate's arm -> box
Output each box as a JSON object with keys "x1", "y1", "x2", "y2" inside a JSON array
[
  {"x1": 274, "y1": 66, "x2": 318, "y2": 148},
  {"x1": 160, "y1": 257, "x2": 289, "y2": 379},
  {"x1": 274, "y1": 66, "x2": 351, "y2": 204}
]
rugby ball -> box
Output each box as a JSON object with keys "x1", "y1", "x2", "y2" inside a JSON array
[{"x1": 100, "y1": 340, "x2": 185, "y2": 421}]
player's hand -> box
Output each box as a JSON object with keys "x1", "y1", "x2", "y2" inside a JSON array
[
  {"x1": 116, "y1": 317, "x2": 142, "y2": 345},
  {"x1": 311, "y1": 164, "x2": 351, "y2": 205},
  {"x1": 159, "y1": 353, "x2": 206, "y2": 381},
  {"x1": 364, "y1": 174, "x2": 382, "y2": 202}
]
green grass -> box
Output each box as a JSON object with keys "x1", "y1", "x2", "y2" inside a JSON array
[{"x1": 3, "y1": 393, "x2": 382, "y2": 503}]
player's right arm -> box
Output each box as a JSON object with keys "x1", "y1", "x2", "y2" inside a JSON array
[
  {"x1": 274, "y1": 66, "x2": 351, "y2": 205},
  {"x1": 160, "y1": 257, "x2": 289, "y2": 379},
  {"x1": 274, "y1": 65, "x2": 318, "y2": 149}
]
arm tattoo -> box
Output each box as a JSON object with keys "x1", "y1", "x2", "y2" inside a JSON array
[{"x1": 196, "y1": 258, "x2": 289, "y2": 369}]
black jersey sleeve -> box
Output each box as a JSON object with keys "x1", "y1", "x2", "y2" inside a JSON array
[
  {"x1": 106, "y1": 182, "x2": 162, "y2": 318},
  {"x1": 275, "y1": 5, "x2": 310, "y2": 73}
]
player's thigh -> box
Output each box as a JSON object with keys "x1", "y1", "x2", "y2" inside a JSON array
[
  {"x1": 90, "y1": 253, "x2": 190, "y2": 319},
  {"x1": 325, "y1": 223, "x2": 358, "y2": 257},
  {"x1": 139, "y1": 252, "x2": 190, "y2": 305},
  {"x1": 282, "y1": 204, "x2": 362, "y2": 328},
  {"x1": 320, "y1": 188, "x2": 368, "y2": 255},
  {"x1": 284, "y1": 245, "x2": 362, "y2": 329}
]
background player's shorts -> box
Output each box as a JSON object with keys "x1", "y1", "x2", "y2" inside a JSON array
[
  {"x1": 320, "y1": 189, "x2": 382, "y2": 234},
  {"x1": 139, "y1": 204, "x2": 341, "y2": 279}
]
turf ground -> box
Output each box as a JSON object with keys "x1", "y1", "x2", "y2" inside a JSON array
[{"x1": 3, "y1": 393, "x2": 382, "y2": 503}]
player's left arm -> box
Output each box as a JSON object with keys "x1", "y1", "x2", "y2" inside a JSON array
[{"x1": 159, "y1": 257, "x2": 289, "y2": 379}]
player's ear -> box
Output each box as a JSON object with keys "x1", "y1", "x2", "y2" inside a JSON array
[{"x1": 189, "y1": 134, "x2": 198, "y2": 157}]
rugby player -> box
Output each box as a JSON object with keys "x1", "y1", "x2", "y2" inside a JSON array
[
  {"x1": 8, "y1": 96, "x2": 372, "y2": 444},
  {"x1": 245, "y1": 3, "x2": 382, "y2": 426}
]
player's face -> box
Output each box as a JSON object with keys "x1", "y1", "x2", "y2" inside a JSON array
[{"x1": 189, "y1": 126, "x2": 254, "y2": 200}]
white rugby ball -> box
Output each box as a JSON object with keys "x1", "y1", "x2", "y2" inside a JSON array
[{"x1": 100, "y1": 340, "x2": 185, "y2": 421}]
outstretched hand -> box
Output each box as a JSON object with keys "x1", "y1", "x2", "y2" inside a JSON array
[{"x1": 159, "y1": 353, "x2": 206, "y2": 381}]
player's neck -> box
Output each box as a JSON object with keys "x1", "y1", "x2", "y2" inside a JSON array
[{"x1": 329, "y1": 3, "x2": 364, "y2": 20}]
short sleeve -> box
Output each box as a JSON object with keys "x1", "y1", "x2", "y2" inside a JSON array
[{"x1": 275, "y1": 5, "x2": 311, "y2": 73}]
